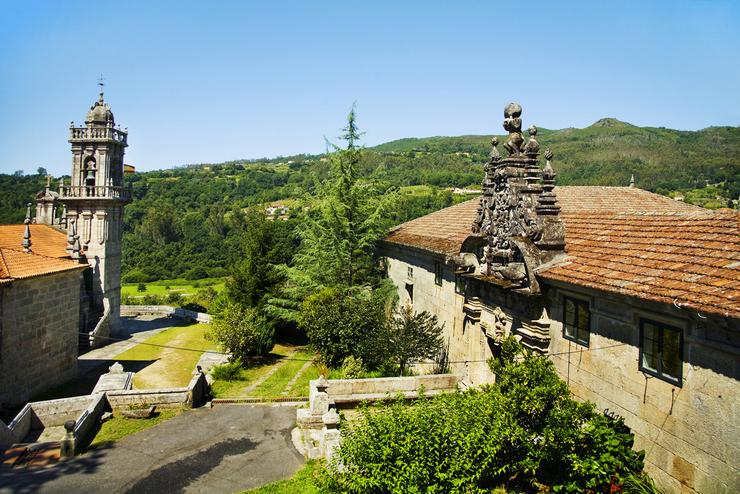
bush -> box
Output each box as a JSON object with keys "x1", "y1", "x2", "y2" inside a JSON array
[
  {"x1": 122, "y1": 269, "x2": 152, "y2": 283},
  {"x1": 166, "y1": 292, "x2": 183, "y2": 305},
  {"x1": 137, "y1": 282, "x2": 146, "y2": 293},
  {"x1": 211, "y1": 360, "x2": 244, "y2": 381},
  {"x1": 325, "y1": 337, "x2": 645, "y2": 493},
  {"x1": 385, "y1": 304, "x2": 444, "y2": 375},
  {"x1": 298, "y1": 287, "x2": 388, "y2": 368},
  {"x1": 207, "y1": 302, "x2": 275, "y2": 362},
  {"x1": 181, "y1": 302, "x2": 207, "y2": 313},
  {"x1": 340, "y1": 356, "x2": 364, "y2": 379}
]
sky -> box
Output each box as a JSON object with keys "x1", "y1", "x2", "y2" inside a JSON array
[{"x1": 0, "y1": 0, "x2": 738, "y2": 176}]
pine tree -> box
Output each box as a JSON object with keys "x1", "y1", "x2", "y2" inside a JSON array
[{"x1": 266, "y1": 106, "x2": 396, "y2": 322}]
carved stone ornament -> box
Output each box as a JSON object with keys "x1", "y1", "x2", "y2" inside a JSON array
[{"x1": 464, "y1": 103, "x2": 565, "y2": 292}]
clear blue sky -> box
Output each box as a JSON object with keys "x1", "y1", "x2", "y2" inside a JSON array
[{"x1": 1, "y1": 0, "x2": 738, "y2": 176}]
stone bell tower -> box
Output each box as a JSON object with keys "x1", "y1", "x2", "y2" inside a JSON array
[{"x1": 58, "y1": 86, "x2": 130, "y2": 339}]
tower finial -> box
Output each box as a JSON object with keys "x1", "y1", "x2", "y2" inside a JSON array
[
  {"x1": 98, "y1": 74, "x2": 105, "y2": 102},
  {"x1": 22, "y1": 203, "x2": 32, "y2": 253},
  {"x1": 629, "y1": 174, "x2": 636, "y2": 188}
]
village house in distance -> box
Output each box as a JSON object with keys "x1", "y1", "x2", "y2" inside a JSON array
[
  {"x1": 381, "y1": 103, "x2": 739, "y2": 493},
  {"x1": 0, "y1": 90, "x2": 128, "y2": 406}
]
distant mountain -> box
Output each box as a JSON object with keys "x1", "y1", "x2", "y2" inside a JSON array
[{"x1": 372, "y1": 120, "x2": 740, "y2": 204}]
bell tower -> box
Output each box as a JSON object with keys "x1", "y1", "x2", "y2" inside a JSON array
[{"x1": 59, "y1": 83, "x2": 130, "y2": 339}]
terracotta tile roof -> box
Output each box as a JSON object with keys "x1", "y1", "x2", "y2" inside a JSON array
[
  {"x1": 0, "y1": 247, "x2": 86, "y2": 283},
  {"x1": 0, "y1": 224, "x2": 69, "y2": 258},
  {"x1": 0, "y1": 224, "x2": 85, "y2": 284},
  {"x1": 382, "y1": 187, "x2": 740, "y2": 319}
]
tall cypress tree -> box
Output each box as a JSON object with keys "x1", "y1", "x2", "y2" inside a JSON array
[{"x1": 266, "y1": 107, "x2": 396, "y2": 322}]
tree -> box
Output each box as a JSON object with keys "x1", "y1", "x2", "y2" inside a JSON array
[
  {"x1": 207, "y1": 302, "x2": 275, "y2": 363},
  {"x1": 298, "y1": 286, "x2": 389, "y2": 368},
  {"x1": 226, "y1": 209, "x2": 290, "y2": 308},
  {"x1": 267, "y1": 107, "x2": 397, "y2": 324},
  {"x1": 12, "y1": 170, "x2": 24, "y2": 177},
  {"x1": 37, "y1": 166, "x2": 48, "y2": 176},
  {"x1": 386, "y1": 304, "x2": 444, "y2": 375},
  {"x1": 292, "y1": 106, "x2": 395, "y2": 289}
]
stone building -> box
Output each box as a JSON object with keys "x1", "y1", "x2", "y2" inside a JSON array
[
  {"x1": 380, "y1": 104, "x2": 739, "y2": 493},
  {"x1": 0, "y1": 91, "x2": 128, "y2": 406}
]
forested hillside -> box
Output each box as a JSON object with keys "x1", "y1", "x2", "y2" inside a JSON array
[{"x1": 1, "y1": 119, "x2": 737, "y2": 281}]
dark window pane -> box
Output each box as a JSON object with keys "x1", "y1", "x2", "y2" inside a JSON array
[
  {"x1": 577, "y1": 304, "x2": 589, "y2": 331},
  {"x1": 662, "y1": 327, "x2": 682, "y2": 379},
  {"x1": 565, "y1": 299, "x2": 576, "y2": 327}
]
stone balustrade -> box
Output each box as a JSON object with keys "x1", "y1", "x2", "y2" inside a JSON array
[
  {"x1": 59, "y1": 184, "x2": 131, "y2": 201},
  {"x1": 69, "y1": 126, "x2": 127, "y2": 144}
]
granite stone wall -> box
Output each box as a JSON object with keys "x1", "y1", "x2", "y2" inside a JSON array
[
  {"x1": 545, "y1": 283, "x2": 739, "y2": 494},
  {"x1": 0, "y1": 270, "x2": 81, "y2": 406},
  {"x1": 383, "y1": 245, "x2": 739, "y2": 493}
]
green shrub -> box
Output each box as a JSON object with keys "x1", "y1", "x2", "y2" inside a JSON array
[
  {"x1": 181, "y1": 302, "x2": 208, "y2": 313},
  {"x1": 137, "y1": 282, "x2": 146, "y2": 293},
  {"x1": 122, "y1": 269, "x2": 152, "y2": 284},
  {"x1": 207, "y1": 302, "x2": 275, "y2": 362},
  {"x1": 325, "y1": 337, "x2": 645, "y2": 493},
  {"x1": 166, "y1": 292, "x2": 183, "y2": 305},
  {"x1": 340, "y1": 356, "x2": 364, "y2": 379},
  {"x1": 211, "y1": 360, "x2": 244, "y2": 381},
  {"x1": 298, "y1": 287, "x2": 388, "y2": 368}
]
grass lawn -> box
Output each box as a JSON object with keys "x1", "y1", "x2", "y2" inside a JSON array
[
  {"x1": 113, "y1": 323, "x2": 218, "y2": 389},
  {"x1": 244, "y1": 461, "x2": 325, "y2": 493},
  {"x1": 247, "y1": 348, "x2": 315, "y2": 397},
  {"x1": 287, "y1": 364, "x2": 320, "y2": 396},
  {"x1": 210, "y1": 344, "x2": 311, "y2": 398},
  {"x1": 86, "y1": 408, "x2": 182, "y2": 452},
  {"x1": 122, "y1": 277, "x2": 225, "y2": 298}
]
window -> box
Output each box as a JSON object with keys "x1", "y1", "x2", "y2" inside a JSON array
[
  {"x1": 639, "y1": 319, "x2": 683, "y2": 386},
  {"x1": 434, "y1": 261, "x2": 443, "y2": 286},
  {"x1": 563, "y1": 296, "x2": 590, "y2": 346},
  {"x1": 407, "y1": 266, "x2": 414, "y2": 280},
  {"x1": 455, "y1": 274, "x2": 466, "y2": 295}
]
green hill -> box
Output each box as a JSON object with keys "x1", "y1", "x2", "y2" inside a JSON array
[{"x1": 372, "y1": 119, "x2": 740, "y2": 204}]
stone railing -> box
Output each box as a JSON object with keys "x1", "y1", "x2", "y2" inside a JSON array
[
  {"x1": 89, "y1": 305, "x2": 110, "y2": 349},
  {"x1": 0, "y1": 362, "x2": 210, "y2": 457},
  {"x1": 59, "y1": 185, "x2": 131, "y2": 201},
  {"x1": 69, "y1": 126, "x2": 128, "y2": 144},
  {"x1": 294, "y1": 374, "x2": 460, "y2": 461},
  {"x1": 121, "y1": 305, "x2": 212, "y2": 323}
]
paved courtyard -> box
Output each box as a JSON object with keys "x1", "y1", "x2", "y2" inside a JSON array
[{"x1": 0, "y1": 405, "x2": 304, "y2": 494}]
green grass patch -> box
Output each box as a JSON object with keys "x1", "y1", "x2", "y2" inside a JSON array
[
  {"x1": 210, "y1": 344, "x2": 299, "y2": 398},
  {"x1": 244, "y1": 460, "x2": 326, "y2": 493},
  {"x1": 287, "y1": 364, "x2": 320, "y2": 396},
  {"x1": 113, "y1": 323, "x2": 218, "y2": 388},
  {"x1": 247, "y1": 348, "x2": 315, "y2": 398},
  {"x1": 87, "y1": 408, "x2": 182, "y2": 451},
  {"x1": 122, "y1": 277, "x2": 225, "y2": 298}
]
